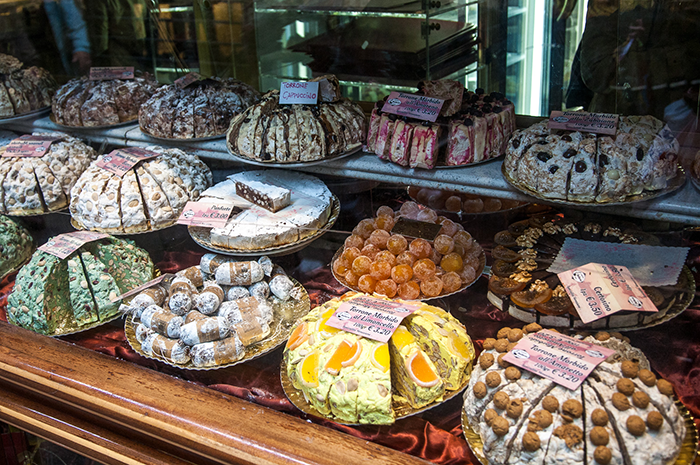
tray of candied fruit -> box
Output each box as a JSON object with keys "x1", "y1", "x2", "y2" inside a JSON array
[{"x1": 331, "y1": 202, "x2": 485, "y2": 300}]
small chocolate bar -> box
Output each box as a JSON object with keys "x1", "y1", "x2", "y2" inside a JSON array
[
  {"x1": 235, "y1": 179, "x2": 291, "y2": 213},
  {"x1": 310, "y1": 74, "x2": 342, "y2": 103}
]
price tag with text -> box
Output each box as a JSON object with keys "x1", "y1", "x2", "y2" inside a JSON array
[
  {"x1": 548, "y1": 111, "x2": 618, "y2": 135},
  {"x1": 177, "y1": 201, "x2": 234, "y2": 228},
  {"x1": 39, "y1": 231, "x2": 109, "y2": 260},
  {"x1": 325, "y1": 295, "x2": 419, "y2": 342},
  {"x1": 2, "y1": 135, "x2": 61, "y2": 157},
  {"x1": 89, "y1": 66, "x2": 134, "y2": 80},
  {"x1": 279, "y1": 81, "x2": 319, "y2": 105},
  {"x1": 174, "y1": 72, "x2": 207, "y2": 89},
  {"x1": 95, "y1": 148, "x2": 159, "y2": 177},
  {"x1": 503, "y1": 329, "x2": 615, "y2": 390},
  {"x1": 381, "y1": 92, "x2": 444, "y2": 122}
]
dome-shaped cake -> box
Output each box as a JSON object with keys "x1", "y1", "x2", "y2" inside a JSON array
[
  {"x1": 0, "y1": 215, "x2": 33, "y2": 279},
  {"x1": 283, "y1": 292, "x2": 474, "y2": 424},
  {"x1": 464, "y1": 327, "x2": 686, "y2": 464},
  {"x1": 0, "y1": 53, "x2": 57, "y2": 118},
  {"x1": 70, "y1": 146, "x2": 212, "y2": 233},
  {"x1": 0, "y1": 132, "x2": 96, "y2": 215},
  {"x1": 7, "y1": 236, "x2": 153, "y2": 335},
  {"x1": 226, "y1": 87, "x2": 367, "y2": 163},
  {"x1": 52, "y1": 73, "x2": 158, "y2": 127},
  {"x1": 139, "y1": 77, "x2": 260, "y2": 139}
]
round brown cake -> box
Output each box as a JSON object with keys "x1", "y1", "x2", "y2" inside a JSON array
[
  {"x1": 51, "y1": 73, "x2": 158, "y2": 127},
  {"x1": 139, "y1": 77, "x2": 260, "y2": 139},
  {"x1": 0, "y1": 131, "x2": 96, "y2": 215},
  {"x1": 0, "y1": 53, "x2": 57, "y2": 118},
  {"x1": 226, "y1": 89, "x2": 367, "y2": 163}
]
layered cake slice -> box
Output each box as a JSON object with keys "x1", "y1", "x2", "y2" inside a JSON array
[{"x1": 234, "y1": 174, "x2": 291, "y2": 213}]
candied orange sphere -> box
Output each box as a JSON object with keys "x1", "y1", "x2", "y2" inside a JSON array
[
  {"x1": 357, "y1": 274, "x2": 377, "y2": 294},
  {"x1": 444, "y1": 196, "x2": 462, "y2": 212},
  {"x1": 483, "y1": 198, "x2": 502, "y2": 212},
  {"x1": 396, "y1": 251, "x2": 417, "y2": 267},
  {"x1": 345, "y1": 270, "x2": 360, "y2": 286},
  {"x1": 375, "y1": 279, "x2": 398, "y2": 298},
  {"x1": 429, "y1": 248, "x2": 442, "y2": 266},
  {"x1": 352, "y1": 218, "x2": 376, "y2": 239},
  {"x1": 398, "y1": 280, "x2": 421, "y2": 300},
  {"x1": 409, "y1": 238, "x2": 432, "y2": 259},
  {"x1": 374, "y1": 250, "x2": 397, "y2": 266},
  {"x1": 360, "y1": 243, "x2": 380, "y2": 260},
  {"x1": 369, "y1": 260, "x2": 392, "y2": 280},
  {"x1": 434, "y1": 234, "x2": 455, "y2": 255},
  {"x1": 374, "y1": 215, "x2": 395, "y2": 232},
  {"x1": 413, "y1": 258, "x2": 437, "y2": 281},
  {"x1": 344, "y1": 234, "x2": 365, "y2": 250},
  {"x1": 453, "y1": 230, "x2": 474, "y2": 249},
  {"x1": 399, "y1": 201, "x2": 421, "y2": 219},
  {"x1": 391, "y1": 264, "x2": 413, "y2": 284},
  {"x1": 417, "y1": 208, "x2": 438, "y2": 223},
  {"x1": 420, "y1": 276, "x2": 444, "y2": 297},
  {"x1": 462, "y1": 197, "x2": 484, "y2": 213},
  {"x1": 387, "y1": 234, "x2": 408, "y2": 255},
  {"x1": 368, "y1": 229, "x2": 391, "y2": 249},
  {"x1": 376, "y1": 205, "x2": 395, "y2": 218},
  {"x1": 341, "y1": 246, "x2": 362, "y2": 264},
  {"x1": 352, "y1": 256, "x2": 372, "y2": 276},
  {"x1": 441, "y1": 253, "x2": 464, "y2": 273},
  {"x1": 442, "y1": 271, "x2": 462, "y2": 293},
  {"x1": 438, "y1": 218, "x2": 460, "y2": 237},
  {"x1": 459, "y1": 265, "x2": 477, "y2": 284},
  {"x1": 332, "y1": 258, "x2": 350, "y2": 276}
]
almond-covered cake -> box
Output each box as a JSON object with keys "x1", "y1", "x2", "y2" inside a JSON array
[
  {"x1": 0, "y1": 132, "x2": 96, "y2": 215},
  {"x1": 70, "y1": 146, "x2": 212, "y2": 233},
  {"x1": 366, "y1": 81, "x2": 516, "y2": 169},
  {"x1": 7, "y1": 236, "x2": 153, "y2": 335},
  {"x1": 0, "y1": 53, "x2": 57, "y2": 118},
  {"x1": 52, "y1": 73, "x2": 158, "y2": 127},
  {"x1": 284, "y1": 292, "x2": 474, "y2": 424},
  {"x1": 464, "y1": 327, "x2": 686, "y2": 465},
  {"x1": 503, "y1": 116, "x2": 679, "y2": 203},
  {"x1": 139, "y1": 77, "x2": 259, "y2": 139},
  {"x1": 226, "y1": 76, "x2": 366, "y2": 163},
  {"x1": 200, "y1": 170, "x2": 333, "y2": 250},
  {"x1": 0, "y1": 215, "x2": 33, "y2": 279}
]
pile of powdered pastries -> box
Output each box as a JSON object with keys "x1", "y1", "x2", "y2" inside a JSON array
[{"x1": 123, "y1": 253, "x2": 300, "y2": 367}]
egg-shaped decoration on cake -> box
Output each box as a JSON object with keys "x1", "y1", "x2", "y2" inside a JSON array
[
  {"x1": 70, "y1": 145, "x2": 212, "y2": 234},
  {"x1": 0, "y1": 53, "x2": 57, "y2": 118}
]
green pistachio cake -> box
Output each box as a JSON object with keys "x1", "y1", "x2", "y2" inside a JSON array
[{"x1": 0, "y1": 215, "x2": 33, "y2": 279}]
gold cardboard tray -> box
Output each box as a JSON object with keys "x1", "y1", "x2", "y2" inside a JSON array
[
  {"x1": 229, "y1": 146, "x2": 361, "y2": 168},
  {"x1": 124, "y1": 278, "x2": 310, "y2": 370},
  {"x1": 330, "y1": 244, "x2": 486, "y2": 301},
  {"x1": 188, "y1": 195, "x2": 340, "y2": 257},
  {"x1": 502, "y1": 164, "x2": 686, "y2": 206},
  {"x1": 281, "y1": 357, "x2": 469, "y2": 425},
  {"x1": 461, "y1": 399, "x2": 699, "y2": 465},
  {"x1": 71, "y1": 218, "x2": 178, "y2": 236},
  {"x1": 5, "y1": 206, "x2": 69, "y2": 217}
]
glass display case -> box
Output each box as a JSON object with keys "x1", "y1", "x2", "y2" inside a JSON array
[{"x1": 0, "y1": 0, "x2": 699, "y2": 463}]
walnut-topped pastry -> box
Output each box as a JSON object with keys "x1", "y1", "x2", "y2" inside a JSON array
[{"x1": 463, "y1": 329, "x2": 686, "y2": 464}]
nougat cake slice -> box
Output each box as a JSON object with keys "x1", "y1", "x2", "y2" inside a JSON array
[
  {"x1": 85, "y1": 238, "x2": 153, "y2": 294},
  {"x1": 95, "y1": 175, "x2": 123, "y2": 233},
  {"x1": 2, "y1": 159, "x2": 43, "y2": 214},
  {"x1": 135, "y1": 166, "x2": 175, "y2": 228},
  {"x1": 119, "y1": 169, "x2": 149, "y2": 233},
  {"x1": 295, "y1": 106, "x2": 326, "y2": 161},
  {"x1": 141, "y1": 157, "x2": 189, "y2": 214},
  {"x1": 80, "y1": 251, "x2": 121, "y2": 320},
  {"x1": 66, "y1": 255, "x2": 99, "y2": 325},
  {"x1": 355, "y1": 339, "x2": 394, "y2": 425},
  {"x1": 582, "y1": 382, "x2": 625, "y2": 465},
  {"x1": 72, "y1": 170, "x2": 111, "y2": 230},
  {"x1": 540, "y1": 385, "x2": 585, "y2": 465},
  {"x1": 31, "y1": 157, "x2": 67, "y2": 211}
]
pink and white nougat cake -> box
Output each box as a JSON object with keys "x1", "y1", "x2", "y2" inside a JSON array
[
  {"x1": 374, "y1": 113, "x2": 396, "y2": 160},
  {"x1": 389, "y1": 120, "x2": 416, "y2": 166},
  {"x1": 409, "y1": 123, "x2": 442, "y2": 169},
  {"x1": 366, "y1": 105, "x2": 382, "y2": 153}
]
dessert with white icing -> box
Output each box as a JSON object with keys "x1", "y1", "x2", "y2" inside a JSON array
[
  {"x1": 139, "y1": 77, "x2": 259, "y2": 139},
  {"x1": 202, "y1": 170, "x2": 334, "y2": 251},
  {"x1": 464, "y1": 328, "x2": 686, "y2": 465},
  {"x1": 0, "y1": 53, "x2": 57, "y2": 118},
  {"x1": 70, "y1": 146, "x2": 211, "y2": 233}
]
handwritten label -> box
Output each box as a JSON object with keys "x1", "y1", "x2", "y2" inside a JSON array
[
  {"x1": 177, "y1": 201, "x2": 234, "y2": 228},
  {"x1": 548, "y1": 111, "x2": 619, "y2": 135},
  {"x1": 89, "y1": 66, "x2": 135, "y2": 80},
  {"x1": 113, "y1": 274, "x2": 171, "y2": 302},
  {"x1": 174, "y1": 72, "x2": 207, "y2": 89},
  {"x1": 95, "y1": 148, "x2": 159, "y2": 177},
  {"x1": 325, "y1": 295, "x2": 419, "y2": 342},
  {"x1": 503, "y1": 329, "x2": 615, "y2": 390},
  {"x1": 391, "y1": 217, "x2": 443, "y2": 241},
  {"x1": 39, "y1": 231, "x2": 109, "y2": 260},
  {"x1": 558, "y1": 263, "x2": 657, "y2": 324},
  {"x1": 380, "y1": 92, "x2": 445, "y2": 123},
  {"x1": 2, "y1": 135, "x2": 61, "y2": 157},
  {"x1": 279, "y1": 81, "x2": 319, "y2": 105}
]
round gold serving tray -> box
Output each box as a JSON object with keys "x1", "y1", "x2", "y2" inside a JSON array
[
  {"x1": 461, "y1": 398, "x2": 698, "y2": 465},
  {"x1": 71, "y1": 218, "x2": 178, "y2": 236},
  {"x1": 5, "y1": 206, "x2": 69, "y2": 218},
  {"x1": 489, "y1": 265, "x2": 695, "y2": 333},
  {"x1": 330, "y1": 244, "x2": 486, "y2": 301},
  {"x1": 125, "y1": 278, "x2": 311, "y2": 370},
  {"x1": 281, "y1": 357, "x2": 469, "y2": 425},
  {"x1": 188, "y1": 195, "x2": 340, "y2": 257},
  {"x1": 502, "y1": 164, "x2": 686, "y2": 206},
  {"x1": 140, "y1": 128, "x2": 226, "y2": 142},
  {"x1": 229, "y1": 146, "x2": 361, "y2": 168},
  {"x1": 49, "y1": 113, "x2": 138, "y2": 130},
  {"x1": 0, "y1": 106, "x2": 51, "y2": 123}
]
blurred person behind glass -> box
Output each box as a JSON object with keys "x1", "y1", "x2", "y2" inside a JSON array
[
  {"x1": 44, "y1": 0, "x2": 92, "y2": 77},
  {"x1": 84, "y1": 0, "x2": 149, "y2": 69}
]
